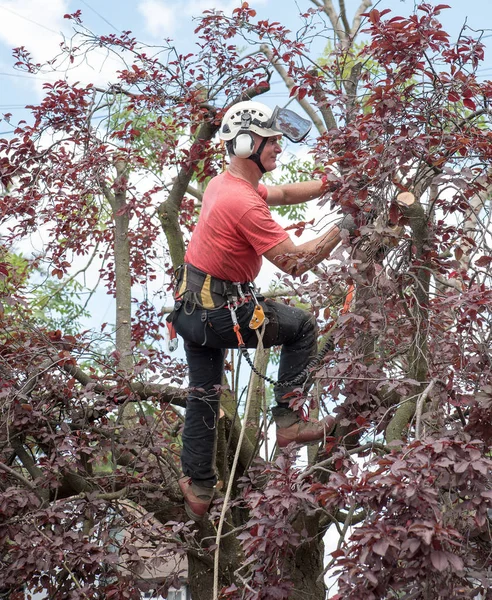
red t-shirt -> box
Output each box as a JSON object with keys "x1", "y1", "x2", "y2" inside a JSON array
[{"x1": 184, "y1": 171, "x2": 289, "y2": 282}]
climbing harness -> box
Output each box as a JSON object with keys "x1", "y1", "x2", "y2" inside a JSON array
[
  {"x1": 169, "y1": 263, "x2": 355, "y2": 389},
  {"x1": 227, "y1": 282, "x2": 339, "y2": 389},
  {"x1": 166, "y1": 263, "x2": 257, "y2": 352}
]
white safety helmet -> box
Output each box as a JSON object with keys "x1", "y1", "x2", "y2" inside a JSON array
[
  {"x1": 219, "y1": 101, "x2": 280, "y2": 159},
  {"x1": 219, "y1": 100, "x2": 312, "y2": 161}
]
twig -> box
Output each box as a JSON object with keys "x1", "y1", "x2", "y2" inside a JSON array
[
  {"x1": 300, "y1": 442, "x2": 389, "y2": 480},
  {"x1": 317, "y1": 503, "x2": 356, "y2": 582},
  {"x1": 0, "y1": 461, "x2": 37, "y2": 491}
]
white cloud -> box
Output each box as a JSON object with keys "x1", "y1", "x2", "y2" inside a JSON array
[
  {"x1": 0, "y1": 0, "x2": 131, "y2": 100},
  {"x1": 0, "y1": 0, "x2": 71, "y2": 61},
  {"x1": 138, "y1": 0, "x2": 177, "y2": 37},
  {"x1": 138, "y1": 0, "x2": 268, "y2": 40}
]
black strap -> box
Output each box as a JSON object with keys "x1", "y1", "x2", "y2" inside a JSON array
[{"x1": 174, "y1": 264, "x2": 252, "y2": 310}]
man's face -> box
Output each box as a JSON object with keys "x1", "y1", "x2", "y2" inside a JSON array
[{"x1": 254, "y1": 134, "x2": 282, "y2": 172}]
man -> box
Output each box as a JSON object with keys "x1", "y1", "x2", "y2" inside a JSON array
[{"x1": 172, "y1": 100, "x2": 356, "y2": 520}]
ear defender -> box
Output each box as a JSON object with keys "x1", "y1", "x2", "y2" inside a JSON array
[{"x1": 233, "y1": 132, "x2": 255, "y2": 158}]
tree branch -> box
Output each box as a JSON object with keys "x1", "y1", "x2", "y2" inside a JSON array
[
  {"x1": 415, "y1": 378, "x2": 437, "y2": 440},
  {"x1": 260, "y1": 45, "x2": 327, "y2": 135}
]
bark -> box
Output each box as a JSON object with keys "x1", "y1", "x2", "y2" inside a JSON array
[
  {"x1": 113, "y1": 159, "x2": 133, "y2": 373},
  {"x1": 102, "y1": 158, "x2": 133, "y2": 373},
  {"x1": 456, "y1": 182, "x2": 492, "y2": 276},
  {"x1": 245, "y1": 346, "x2": 270, "y2": 449},
  {"x1": 186, "y1": 517, "x2": 242, "y2": 600},
  {"x1": 311, "y1": 70, "x2": 338, "y2": 133},
  {"x1": 187, "y1": 554, "x2": 216, "y2": 600},
  {"x1": 221, "y1": 390, "x2": 259, "y2": 474},
  {"x1": 289, "y1": 514, "x2": 326, "y2": 600}
]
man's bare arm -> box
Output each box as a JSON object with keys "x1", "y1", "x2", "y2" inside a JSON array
[
  {"x1": 263, "y1": 225, "x2": 341, "y2": 276},
  {"x1": 265, "y1": 179, "x2": 325, "y2": 207}
]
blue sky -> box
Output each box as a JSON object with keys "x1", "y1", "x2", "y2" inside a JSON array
[{"x1": 0, "y1": 0, "x2": 491, "y2": 134}]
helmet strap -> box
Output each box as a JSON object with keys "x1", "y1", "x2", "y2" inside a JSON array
[{"x1": 247, "y1": 137, "x2": 268, "y2": 174}]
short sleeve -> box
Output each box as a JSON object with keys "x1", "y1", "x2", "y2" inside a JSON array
[{"x1": 236, "y1": 203, "x2": 289, "y2": 256}]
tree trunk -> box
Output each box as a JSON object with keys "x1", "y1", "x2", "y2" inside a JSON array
[
  {"x1": 187, "y1": 554, "x2": 216, "y2": 600},
  {"x1": 289, "y1": 515, "x2": 326, "y2": 600},
  {"x1": 102, "y1": 158, "x2": 133, "y2": 374}
]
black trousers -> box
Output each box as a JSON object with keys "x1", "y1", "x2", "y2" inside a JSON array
[{"x1": 173, "y1": 298, "x2": 317, "y2": 487}]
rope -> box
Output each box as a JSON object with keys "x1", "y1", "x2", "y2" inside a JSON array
[
  {"x1": 211, "y1": 286, "x2": 355, "y2": 597},
  {"x1": 212, "y1": 325, "x2": 266, "y2": 600}
]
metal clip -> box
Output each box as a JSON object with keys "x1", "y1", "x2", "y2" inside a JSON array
[
  {"x1": 228, "y1": 301, "x2": 239, "y2": 326},
  {"x1": 248, "y1": 284, "x2": 260, "y2": 304},
  {"x1": 228, "y1": 302, "x2": 244, "y2": 346},
  {"x1": 234, "y1": 282, "x2": 246, "y2": 303}
]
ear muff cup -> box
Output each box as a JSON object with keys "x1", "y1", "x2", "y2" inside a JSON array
[{"x1": 233, "y1": 132, "x2": 255, "y2": 158}]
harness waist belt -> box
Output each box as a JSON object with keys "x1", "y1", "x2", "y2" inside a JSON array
[{"x1": 175, "y1": 263, "x2": 252, "y2": 310}]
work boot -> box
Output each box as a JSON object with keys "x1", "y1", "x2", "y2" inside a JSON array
[
  {"x1": 178, "y1": 476, "x2": 215, "y2": 521},
  {"x1": 272, "y1": 406, "x2": 335, "y2": 449}
]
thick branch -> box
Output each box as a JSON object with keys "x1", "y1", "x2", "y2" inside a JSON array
[
  {"x1": 310, "y1": 69, "x2": 338, "y2": 132},
  {"x1": 60, "y1": 360, "x2": 186, "y2": 408},
  {"x1": 113, "y1": 158, "x2": 133, "y2": 373},
  {"x1": 385, "y1": 195, "x2": 431, "y2": 443},
  {"x1": 0, "y1": 460, "x2": 38, "y2": 492}
]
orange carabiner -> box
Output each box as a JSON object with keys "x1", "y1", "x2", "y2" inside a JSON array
[
  {"x1": 341, "y1": 284, "x2": 355, "y2": 315},
  {"x1": 249, "y1": 304, "x2": 266, "y2": 330}
]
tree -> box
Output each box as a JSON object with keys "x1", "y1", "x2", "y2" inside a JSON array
[{"x1": 1, "y1": 2, "x2": 492, "y2": 599}]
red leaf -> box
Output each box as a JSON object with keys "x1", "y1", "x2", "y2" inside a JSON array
[
  {"x1": 368, "y1": 9, "x2": 380, "y2": 25},
  {"x1": 389, "y1": 203, "x2": 399, "y2": 225},
  {"x1": 372, "y1": 538, "x2": 390, "y2": 557},
  {"x1": 297, "y1": 87, "x2": 307, "y2": 100},
  {"x1": 475, "y1": 255, "x2": 492, "y2": 268},
  {"x1": 430, "y1": 550, "x2": 449, "y2": 572},
  {"x1": 448, "y1": 91, "x2": 460, "y2": 103},
  {"x1": 463, "y1": 97, "x2": 476, "y2": 110},
  {"x1": 446, "y1": 553, "x2": 464, "y2": 571}
]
